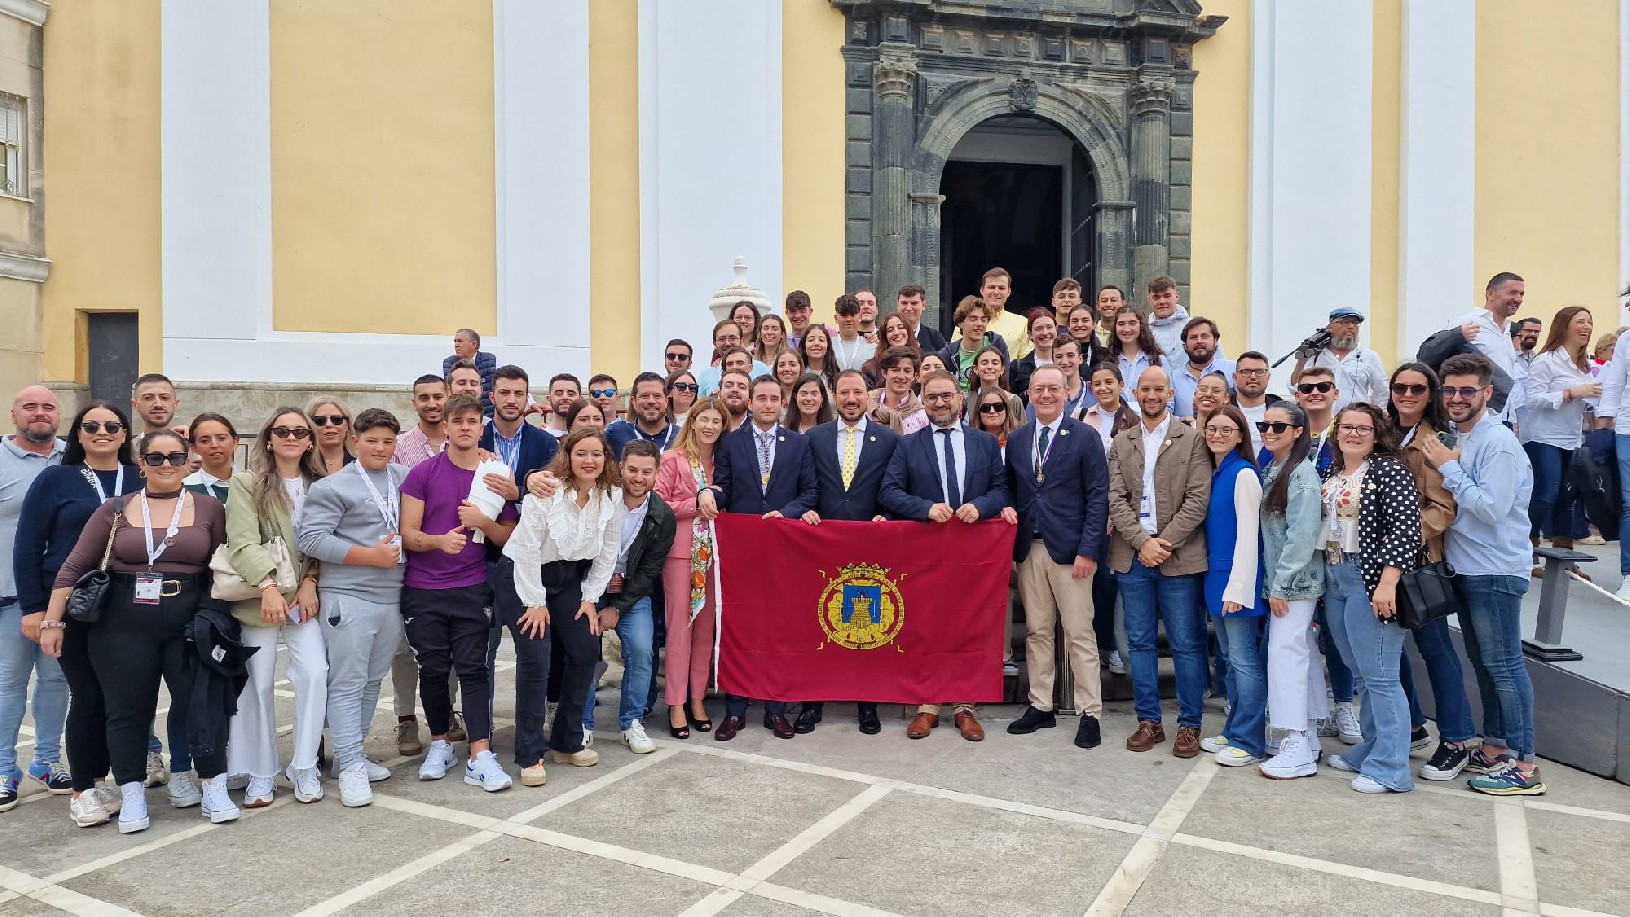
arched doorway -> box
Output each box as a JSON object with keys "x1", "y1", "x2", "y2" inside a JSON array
[{"x1": 936, "y1": 115, "x2": 1097, "y2": 327}]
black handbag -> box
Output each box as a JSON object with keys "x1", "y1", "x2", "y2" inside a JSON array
[
  {"x1": 66, "y1": 509, "x2": 121, "y2": 623},
  {"x1": 1396, "y1": 553, "x2": 1458, "y2": 629}
]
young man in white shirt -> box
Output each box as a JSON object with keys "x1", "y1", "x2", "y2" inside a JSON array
[{"x1": 831, "y1": 294, "x2": 870, "y2": 372}]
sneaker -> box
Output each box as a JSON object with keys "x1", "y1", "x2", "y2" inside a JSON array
[
  {"x1": 199, "y1": 778, "x2": 241, "y2": 823},
  {"x1": 69, "y1": 791, "x2": 110, "y2": 827},
  {"x1": 286, "y1": 764, "x2": 323, "y2": 804},
  {"x1": 0, "y1": 771, "x2": 17, "y2": 812},
  {"x1": 1200, "y1": 734, "x2": 1232, "y2": 754},
  {"x1": 1352, "y1": 774, "x2": 1393, "y2": 794},
  {"x1": 1258, "y1": 732, "x2": 1318, "y2": 780},
  {"x1": 547, "y1": 747, "x2": 600, "y2": 767},
  {"x1": 1264, "y1": 728, "x2": 1284, "y2": 755},
  {"x1": 364, "y1": 760, "x2": 391, "y2": 783},
  {"x1": 118, "y1": 782, "x2": 149, "y2": 834},
  {"x1": 242, "y1": 776, "x2": 276, "y2": 808},
  {"x1": 167, "y1": 771, "x2": 202, "y2": 808},
  {"x1": 1420, "y1": 743, "x2": 1471, "y2": 781},
  {"x1": 446, "y1": 711, "x2": 468, "y2": 743},
  {"x1": 27, "y1": 761, "x2": 72, "y2": 795},
  {"x1": 1002, "y1": 660, "x2": 1019, "y2": 677},
  {"x1": 1410, "y1": 725, "x2": 1433, "y2": 752},
  {"x1": 1215, "y1": 746, "x2": 1262, "y2": 767},
  {"x1": 1464, "y1": 747, "x2": 1512, "y2": 774},
  {"x1": 1467, "y1": 764, "x2": 1546, "y2": 796},
  {"x1": 225, "y1": 773, "x2": 251, "y2": 791},
  {"x1": 1332, "y1": 703, "x2": 1361, "y2": 744},
  {"x1": 1327, "y1": 753, "x2": 1358, "y2": 773},
  {"x1": 418, "y1": 739, "x2": 458, "y2": 780},
  {"x1": 93, "y1": 782, "x2": 122, "y2": 814},
  {"x1": 464, "y1": 750, "x2": 512, "y2": 792},
  {"x1": 395, "y1": 720, "x2": 424, "y2": 756},
  {"x1": 582, "y1": 732, "x2": 595, "y2": 749},
  {"x1": 338, "y1": 762, "x2": 373, "y2": 807},
  {"x1": 1615, "y1": 579, "x2": 1630, "y2": 602},
  {"x1": 622, "y1": 722, "x2": 656, "y2": 755},
  {"x1": 144, "y1": 751, "x2": 168, "y2": 788},
  {"x1": 521, "y1": 759, "x2": 547, "y2": 787},
  {"x1": 1105, "y1": 650, "x2": 1126, "y2": 675},
  {"x1": 1316, "y1": 718, "x2": 1339, "y2": 738}
]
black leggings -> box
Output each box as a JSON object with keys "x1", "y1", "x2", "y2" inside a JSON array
[{"x1": 56, "y1": 618, "x2": 109, "y2": 792}]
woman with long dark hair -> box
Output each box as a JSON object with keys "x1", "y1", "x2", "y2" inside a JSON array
[
  {"x1": 861, "y1": 313, "x2": 917, "y2": 389},
  {"x1": 968, "y1": 386, "x2": 1021, "y2": 448},
  {"x1": 1109, "y1": 306, "x2": 1163, "y2": 405},
  {"x1": 798, "y1": 324, "x2": 840, "y2": 393},
  {"x1": 785, "y1": 373, "x2": 834, "y2": 434},
  {"x1": 666, "y1": 370, "x2": 698, "y2": 427},
  {"x1": 1519, "y1": 305, "x2": 1599, "y2": 574}
]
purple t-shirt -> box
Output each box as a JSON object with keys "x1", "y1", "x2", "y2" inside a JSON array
[{"x1": 400, "y1": 452, "x2": 519, "y2": 590}]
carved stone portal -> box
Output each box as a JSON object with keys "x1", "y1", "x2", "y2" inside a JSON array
[{"x1": 832, "y1": 0, "x2": 1224, "y2": 326}]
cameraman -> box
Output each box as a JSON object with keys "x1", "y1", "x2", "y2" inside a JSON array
[{"x1": 1289, "y1": 307, "x2": 1385, "y2": 413}]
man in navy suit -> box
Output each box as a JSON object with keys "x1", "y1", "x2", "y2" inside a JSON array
[
  {"x1": 698, "y1": 376, "x2": 819, "y2": 741},
  {"x1": 795, "y1": 370, "x2": 901, "y2": 735},
  {"x1": 1005, "y1": 365, "x2": 1111, "y2": 749},
  {"x1": 879, "y1": 369, "x2": 1013, "y2": 742}
]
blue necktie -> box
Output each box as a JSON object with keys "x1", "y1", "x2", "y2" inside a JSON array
[{"x1": 939, "y1": 428, "x2": 961, "y2": 506}]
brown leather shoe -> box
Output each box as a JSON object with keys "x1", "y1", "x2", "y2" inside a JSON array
[
  {"x1": 765, "y1": 714, "x2": 796, "y2": 739},
  {"x1": 713, "y1": 715, "x2": 743, "y2": 742},
  {"x1": 1126, "y1": 721, "x2": 1166, "y2": 752},
  {"x1": 1172, "y1": 726, "x2": 1201, "y2": 758},
  {"x1": 954, "y1": 711, "x2": 985, "y2": 742},
  {"x1": 906, "y1": 713, "x2": 937, "y2": 739}
]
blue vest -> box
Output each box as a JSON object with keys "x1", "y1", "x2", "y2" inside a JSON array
[{"x1": 1203, "y1": 451, "x2": 1265, "y2": 616}]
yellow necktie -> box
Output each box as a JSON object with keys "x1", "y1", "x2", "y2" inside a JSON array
[{"x1": 841, "y1": 424, "x2": 858, "y2": 490}]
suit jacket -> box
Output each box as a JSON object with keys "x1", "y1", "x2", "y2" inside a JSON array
[
  {"x1": 806, "y1": 419, "x2": 900, "y2": 521},
  {"x1": 479, "y1": 421, "x2": 560, "y2": 495},
  {"x1": 1106, "y1": 416, "x2": 1213, "y2": 575},
  {"x1": 879, "y1": 423, "x2": 1009, "y2": 522},
  {"x1": 1006, "y1": 417, "x2": 1110, "y2": 564},
  {"x1": 710, "y1": 423, "x2": 818, "y2": 517},
  {"x1": 915, "y1": 322, "x2": 947, "y2": 353}
]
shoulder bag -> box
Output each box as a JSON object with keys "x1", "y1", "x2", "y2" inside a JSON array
[
  {"x1": 210, "y1": 536, "x2": 296, "y2": 603},
  {"x1": 1396, "y1": 552, "x2": 1459, "y2": 630},
  {"x1": 66, "y1": 509, "x2": 121, "y2": 623}
]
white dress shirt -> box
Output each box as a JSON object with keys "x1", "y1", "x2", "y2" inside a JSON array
[
  {"x1": 1138, "y1": 414, "x2": 1173, "y2": 534},
  {"x1": 1518, "y1": 348, "x2": 1593, "y2": 450},
  {"x1": 929, "y1": 422, "x2": 968, "y2": 504},
  {"x1": 1595, "y1": 328, "x2": 1630, "y2": 434},
  {"x1": 833, "y1": 415, "x2": 869, "y2": 466},
  {"x1": 1305, "y1": 346, "x2": 1386, "y2": 414}
]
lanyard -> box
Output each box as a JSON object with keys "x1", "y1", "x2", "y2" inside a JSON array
[
  {"x1": 1033, "y1": 422, "x2": 1059, "y2": 478},
  {"x1": 79, "y1": 466, "x2": 125, "y2": 502},
  {"x1": 354, "y1": 461, "x2": 400, "y2": 531},
  {"x1": 140, "y1": 490, "x2": 187, "y2": 569}
]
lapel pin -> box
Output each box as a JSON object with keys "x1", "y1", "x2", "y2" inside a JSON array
[
  {"x1": 1059, "y1": 429, "x2": 1070, "y2": 437},
  {"x1": 778, "y1": 436, "x2": 785, "y2": 443}
]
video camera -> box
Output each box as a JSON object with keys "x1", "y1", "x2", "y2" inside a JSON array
[{"x1": 1272, "y1": 327, "x2": 1334, "y2": 368}]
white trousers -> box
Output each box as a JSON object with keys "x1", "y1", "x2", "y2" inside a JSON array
[
  {"x1": 1265, "y1": 598, "x2": 1327, "y2": 731},
  {"x1": 228, "y1": 619, "x2": 328, "y2": 777}
]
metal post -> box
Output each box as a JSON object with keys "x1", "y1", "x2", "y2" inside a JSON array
[{"x1": 1523, "y1": 547, "x2": 1588, "y2": 662}]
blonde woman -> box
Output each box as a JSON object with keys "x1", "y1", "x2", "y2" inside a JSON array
[{"x1": 308, "y1": 397, "x2": 355, "y2": 475}]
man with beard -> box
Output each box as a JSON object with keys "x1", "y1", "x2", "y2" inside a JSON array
[
  {"x1": 131, "y1": 374, "x2": 179, "y2": 436},
  {"x1": 1290, "y1": 307, "x2": 1384, "y2": 413},
  {"x1": 716, "y1": 369, "x2": 752, "y2": 430},
  {"x1": 1171, "y1": 318, "x2": 1236, "y2": 418},
  {"x1": 1230, "y1": 352, "x2": 1281, "y2": 454},
  {"x1": 698, "y1": 321, "x2": 771, "y2": 395},
  {"x1": 1512, "y1": 317, "x2": 1542, "y2": 368},
  {"x1": 395, "y1": 374, "x2": 449, "y2": 469},
  {"x1": 606, "y1": 372, "x2": 678, "y2": 456},
  {"x1": 543, "y1": 373, "x2": 581, "y2": 438}
]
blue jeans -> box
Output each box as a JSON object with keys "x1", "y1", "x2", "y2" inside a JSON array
[
  {"x1": 1117, "y1": 564, "x2": 1206, "y2": 729},
  {"x1": 1213, "y1": 613, "x2": 1267, "y2": 757},
  {"x1": 1316, "y1": 600, "x2": 1354, "y2": 704},
  {"x1": 1523, "y1": 442, "x2": 1587, "y2": 539},
  {"x1": 1403, "y1": 615, "x2": 1476, "y2": 743},
  {"x1": 0, "y1": 602, "x2": 67, "y2": 775},
  {"x1": 1617, "y1": 434, "x2": 1630, "y2": 574},
  {"x1": 1323, "y1": 558, "x2": 1412, "y2": 792},
  {"x1": 584, "y1": 596, "x2": 654, "y2": 731},
  {"x1": 1458, "y1": 575, "x2": 1535, "y2": 761}
]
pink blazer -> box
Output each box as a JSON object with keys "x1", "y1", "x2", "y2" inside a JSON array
[{"x1": 655, "y1": 450, "x2": 709, "y2": 561}]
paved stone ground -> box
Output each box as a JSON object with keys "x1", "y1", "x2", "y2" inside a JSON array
[{"x1": 3, "y1": 648, "x2": 1628, "y2": 917}]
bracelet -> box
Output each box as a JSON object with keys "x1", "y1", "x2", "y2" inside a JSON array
[
  {"x1": 38, "y1": 620, "x2": 66, "y2": 630},
  {"x1": 258, "y1": 580, "x2": 278, "y2": 592}
]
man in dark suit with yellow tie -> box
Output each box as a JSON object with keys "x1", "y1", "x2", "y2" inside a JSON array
[
  {"x1": 795, "y1": 370, "x2": 901, "y2": 735},
  {"x1": 698, "y1": 376, "x2": 819, "y2": 741}
]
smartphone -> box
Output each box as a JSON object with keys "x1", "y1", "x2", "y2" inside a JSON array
[
  {"x1": 286, "y1": 604, "x2": 303, "y2": 625},
  {"x1": 1436, "y1": 430, "x2": 1459, "y2": 449}
]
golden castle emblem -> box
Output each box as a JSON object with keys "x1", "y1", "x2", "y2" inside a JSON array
[{"x1": 817, "y1": 562, "x2": 906, "y2": 651}]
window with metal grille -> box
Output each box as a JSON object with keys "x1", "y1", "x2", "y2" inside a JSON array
[{"x1": 0, "y1": 95, "x2": 25, "y2": 197}]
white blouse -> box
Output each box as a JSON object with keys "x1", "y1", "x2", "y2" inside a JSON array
[
  {"x1": 504, "y1": 488, "x2": 624, "y2": 608},
  {"x1": 1519, "y1": 348, "x2": 1593, "y2": 450}
]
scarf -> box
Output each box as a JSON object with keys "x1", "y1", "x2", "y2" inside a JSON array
[{"x1": 687, "y1": 457, "x2": 714, "y2": 622}]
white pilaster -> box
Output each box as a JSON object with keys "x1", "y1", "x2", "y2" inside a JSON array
[{"x1": 1621, "y1": 0, "x2": 1630, "y2": 310}]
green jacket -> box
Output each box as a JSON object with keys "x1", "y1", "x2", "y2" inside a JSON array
[{"x1": 224, "y1": 472, "x2": 315, "y2": 628}]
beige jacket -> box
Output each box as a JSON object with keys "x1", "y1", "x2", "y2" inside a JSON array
[{"x1": 1106, "y1": 417, "x2": 1213, "y2": 575}]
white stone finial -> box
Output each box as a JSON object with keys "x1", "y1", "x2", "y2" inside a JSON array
[{"x1": 709, "y1": 256, "x2": 772, "y2": 323}]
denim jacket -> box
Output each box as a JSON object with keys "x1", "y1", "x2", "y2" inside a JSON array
[{"x1": 1259, "y1": 458, "x2": 1325, "y2": 600}]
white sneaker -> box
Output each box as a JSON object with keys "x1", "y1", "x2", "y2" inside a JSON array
[
  {"x1": 338, "y1": 762, "x2": 373, "y2": 808},
  {"x1": 199, "y1": 778, "x2": 240, "y2": 823},
  {"x1": 1332, "y1": 703, "x2": 1361, "y2": 744},
  {"x1": 167, "y1": 771, "x2": 202, "y2": 809},
  {"x1": 117, "y1": 782, "x2": 149, "y2": 834},
  {"x1": 1351, "y1": 774, "x2": 1392, "y2": 794},
  {"x1": 93, "y1": 782, "x2": 122, "y2": 815},
  {"x1": 463, "y1": 750, "x2": 512, "y2": 792},
  {"x1": 1105, "y1": 651, "x2": 1127, "y2": 675},
  {"x1": 1215, "y1": 746, "x2": 1262, "y2": 767},
  {"x1": 1615, "y1": 579, "x2": 1630, "y2": 602},
  {"x1": 364, "y1": 760, "x2": 391, "y2": 783},
  {"x1": 1258, "y1": 732, "x2": 1318, "y2": 780},
  {"x1": 622, "y1": 721, "x2": 656, "y2": 754},
  {"x1": 243, "y1": 776, "x2": 275, "y2": 808},
  {"x1": 286, "y1": 765, "x2": 323, "y2": 803},
  {"x1": 144, "y1": 751, "x2": 168, "y2": 788},
  {"x1": 225, "y1": 773, "x2": 250, "y2": 791},
  {"x1": 1199, "y1": 734, "x2": 1231, "y2": 754},
  {"x1": 418, "y1": 739, "x2": 457, "y2": 781},
  {"x1": 1327, "y1": 753, "x2": 1359, "y2": 773},
  {"x1": 69, "y1": 791, "x2": 111, "y2": 828}
]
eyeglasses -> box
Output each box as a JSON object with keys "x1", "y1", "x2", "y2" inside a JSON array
[
  {"x1": 922, "y1": 392, "x2": 957, "y2": 404},
  {"x1": 589, "y1": 389, "x2": 617, "y2": 399},
  {"x1": 1235, "y1": 367, "x2": 1269, "y2": 376},
  {"x1": 270, "y1": 426, "x2": 312, "y2": 440},
  {"x1": 1255, "y1": 421, "x2": 1298, "y2": 434},
  {"x1": 1295, "y1": 382, "x2": 1335, "y2": 394},
  {"x1": 665, "y1": 352, "x2": 688, "y2": 362},
  {"x1": 670, "y1": 382, "x2": 699, "y2": 393},
  {"x1": 311, "y1": 415, "x2": 347, "y2": 426},
  {"x1": 1391, "y1": 383, "x2": 1429, "y2": 397},
  {"x1": 1442, "y1": 386, "x2": 1484, "y2": 401},
  {"x1": 140, "y1": 451, "x2": 189, "y2": 467},
  {"x1": 1203, "y1": 425, "x2": 1239, "y2": 437},
  {"x1": 79, "y1": 421, "x2": 124, "y2": 435},
  {"x1": 1337, "y1": 424, "x2": 1375, "y2": 436},
  {"x1": 979, "y1": 402, "x2": 1007, "y2": 414}
]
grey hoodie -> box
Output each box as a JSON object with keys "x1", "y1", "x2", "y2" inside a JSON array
[{"x1": 296, "y1": 462, "x2": 405, "y2": 603}]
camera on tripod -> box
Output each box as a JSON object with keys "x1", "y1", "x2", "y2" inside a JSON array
[{"x1": 1272, "y1": 328, "x2": 1334, "y2": 368}]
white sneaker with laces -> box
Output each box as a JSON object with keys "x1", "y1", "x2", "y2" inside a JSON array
[
  {"x1": 199, "y1": 778, "x2": 240, "y2": 823},
  {"x1": 364, "y1": 760, "x2": 391, "y2": 783},
  {"x1": 1215, "y1": 746, "x2": 1262, "y2": 767},
  {"x1": 168, "y1": 771, "x2": 202, "y2": 809},
  {"x1": 1105, "y1": 650, "x2": 1126, "y2": 675},
  {"x1": 118, "y1": 782, "x2": 149, "y2": 834},
  {"x1": 1327, "y1": 753, "x2": 1359, "y2": 773},
  {"x1": 226, "y1": 773, "x2": 250, "y2": 791},
  {"x1": 463, "y1": 750, "x2": 512, "y2": 792},
  {"x1": 94, "y1": 782, "x2": 122, "y2": 814},
  {"x1": 243, "y1": 776, "x2": 275, "y2": 808},
  {"x1": 1351, "y1": 774, "x2": 1391, "y2": 794},
  {"x1": 1199, "y1": 734, "x2": 1231, "y2": 754},
  {"x1": 69, "y1": 791, "x2": 111, "y2": 828},
  {"x1": 623, "y1": 721, "x2": 656, "y2": 754},
  {"x1": 338, "y1": 762, "x2": 373, "y2": 807},
  {"x1": 1258, "y1": 732, "x2": 1318, "y2": 780},
  {"x1": 144, "y1": 751, "x2": 168, "y2": 788},
  {"x1": 1332, "y1": 702, "x2": 1362, "y2": 744},
  {"x1": 418, "y1": 739, "x2": 458, "y2": 780},
  {"x1": 1615, "y1": 579, "x2": 1630, "y2": 602},
  {"x1": 286, "y1": 764, "x2": 323, "y2": 803}
]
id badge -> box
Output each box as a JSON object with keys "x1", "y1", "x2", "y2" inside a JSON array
[
  {"x1": 1138, "y1": 492, "x2": 1153, "y2": 522},
  {"x1": 389, "y1": 534, "x2": 405, "y2": 565},
  {"x1": 133, "y1": 574, "x2": 163, "y2": 605}
]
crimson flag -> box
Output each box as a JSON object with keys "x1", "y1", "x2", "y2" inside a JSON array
[{"x1": 713, "y1": 515, "x2": 1016, "y2": 703}]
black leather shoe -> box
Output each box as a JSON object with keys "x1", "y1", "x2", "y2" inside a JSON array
[
  {"x1": 714, "y1": 715, "x2": 744, "y2": 742},
  {"x1": 1007, "y1": 705, "x2": 1057, "y2": 735},
  {"x1": 794, "y1": 707, "x2": 822, "y2": 734},
  {"x1": 1074, "y1": 714, "x2": 1102, "y2": 749},
  {"x1": 857, "y1": 703, "x2": 881, "y2": 735},
  {"x1": 766, "y1": 714, "x2": 796, "y2": 739}
]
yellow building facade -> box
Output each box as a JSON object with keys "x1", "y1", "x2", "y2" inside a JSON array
[{"x1": 16, "y1": 0, "x2": 1630, "y2": 412}]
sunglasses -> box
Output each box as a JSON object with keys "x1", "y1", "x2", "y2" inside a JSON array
[
  {"x1": 665, "y1": 352, "x2": 689, "y2": 362},
  {"x1": 79, "y1": 421, "x2": 124, "y2": 435},
  {"x1": 1295, "y1": 381, "x2": 1335, "y2": 394},
  {"x1": 1391, "y1": 383, "x2": 1429, "y2": 397},
  {"x1": 1255, "y1": 421, "x2": 1298, "y2": 434},
  {"x1": 979, "y1": 402, "x2": 1007, "y2": 413},
  {"x1": 141, "y1": 451, "x2": 189, "y2": 467},
  {"x1": 1442, "y1": 386, "x2": 1484, "y2": 401},
  {"x1": 589, "y1": 389, "x2": 617, "y2": 399},
  {"x1": 670, "y1": 382, "x2": 699, "y2": 393},
  {"x1": 311, "y1": 415, "x2": 347, "y2": 426},
  {"x1": 270, "y1": 426, "x2": 313, "y2": 440}
]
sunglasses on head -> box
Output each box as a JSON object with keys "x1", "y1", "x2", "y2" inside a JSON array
[
  {"x1": 1255, "y1": 421, "x2": 1297, "y2": 434},
  {"x1": 311, "y1": 415, "x2": 347, "y2": 426},
  {"x1": 270, "y1": 426, "x2": 312, "y2": 440},
  {"x1": 589, "y1": 388, "x2": 617, "y2": 399},
  {"x1": 1295, "y1": 381, "x2": 1334, "y2": 394},
  {"x1": 79, "y1": 420, "x2": 124, "y2": 435},
  {"x1": 1391, "y1": 383, "x2": 1429, "y2": 396},
  {"x1": 979, "y1": 402, "x2": 1007, "y2": 413},
  {"x1": 665, "y1": 352, "x2": 688, "y2": 362},
  {"x1": 670, "y1": 382, "x2": 699, "y2": 393},
  {"x1": 141, "y1": 451, "x2": 189, "y2": 467}
]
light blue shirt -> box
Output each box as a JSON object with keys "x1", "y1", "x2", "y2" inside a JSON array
[
  {"x1": 1439, "y1": 417, "x2": 1534, "y2": 577},
  {"x1": 697, "y1": 361, "x2": 772, "y2": 397},
  {"x1": 0, "y1": 436, "x2": 65, "y2": 597},
  {"x1": 1118, "y1": 351, "x2": 1159, "y2": 406},
  {"x1": 1171, "y1": 356, "x2": 1236, "y2": 418}
]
